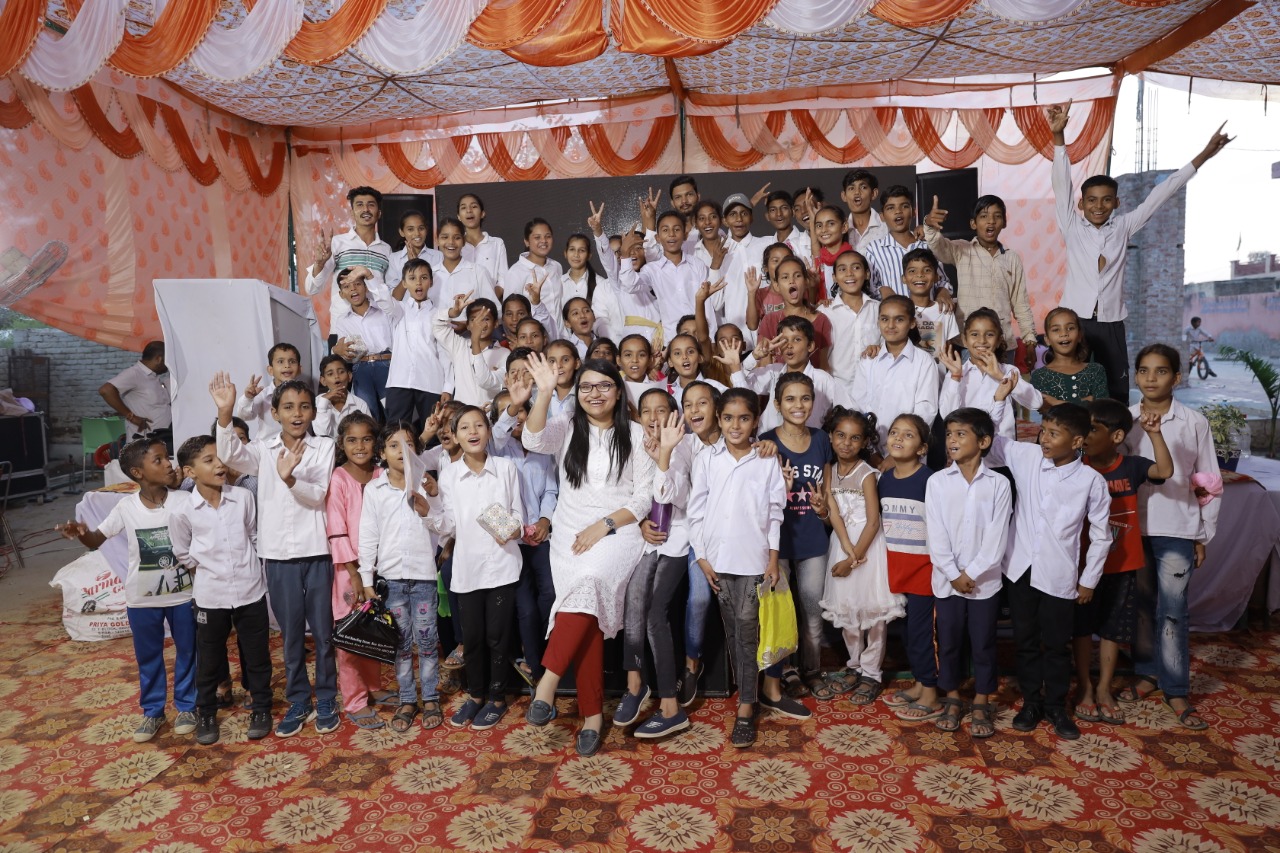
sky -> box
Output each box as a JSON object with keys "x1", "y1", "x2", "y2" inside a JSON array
[{"x1": 1110, "y1": 76, "x2": 1280, "y2": 285}]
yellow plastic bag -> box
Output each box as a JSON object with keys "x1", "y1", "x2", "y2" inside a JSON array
[{"x1": 757, "y1": 581, "x2": 798, "y2": 670}]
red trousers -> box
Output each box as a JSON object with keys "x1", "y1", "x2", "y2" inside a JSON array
[{"x1": 540, "y1": 612, "x2": 604, "y2": 718}]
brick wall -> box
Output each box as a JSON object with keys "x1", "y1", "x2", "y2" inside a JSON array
[
  {"x1": 1, "y1": 327, "x2": 140, "y2": 444},
  {"x1": 1119, "y1": 169, "x2": 1188, "y2": 375}
]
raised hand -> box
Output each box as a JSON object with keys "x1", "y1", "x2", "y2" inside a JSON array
[
  {"x1": 420, "y1": 400, "x2": 445, "y2": 443},
  {"x1": 924, "y1": 195, "x2": 947, "y2": 231},
  {"x1": 994, "y1": 370, "x2": 1019, "y2": 402},
  {"x1": 808, "y1": 481, "x2": 828, "y2": 518},
  {"x1": 639, "y1": 187, "x2": 661, "y2": 229},
  {"x1": 658, "y1": 411, "x2": 685, "y2": 451},
  {"x1": 1046, "y1": 100, "x2": 1071, "y2": 136},
  {"x1": 325, "y1": 386, "x2": 348, "y2": 409},
  {"x1": 243, "y1": 374, "x2": 263, "y2": 400},
  {"x1": 526, "y1": 350, "x2": 558, "y2": 393},
  {"x1": 507, "y1": 369, "x2": 534, "y2": 409},
  {"x1": 525, "y1": 270, "x2": 545, "y2": 305},
  {"x1": 587, "y1": 201, "x2": 605, "y2": 236},
  {"x1": 713, "y1": 338, "x2": 743, "y2": 374},
  {"x1": 276, "y1": 445, "x2": 303, "y2": 483},
  {"x1": 56, "y1": 520, "x2": 89, "y2": 540},
  {"x1": 620, "y1": 230, "x2": 643, "y2": 263},
  {"x1": 422, "y1": 471, "x2": 439, "y2": 498},
  {"x1": 1194, "y1": 121, "x2": 1233, "y2": 168},
  {"x1": 314, "y1": 227, "x2": 332, "y2": 266},
  {"x1": 750, "y1": 182, "x2": 772, "y2": 207},
  {"x1": 938, "y1": 343, "x2": 964, "y2": 379},
  {"x1": 971, "y1": 350, "x2": 1005, "y2": 382},
  {"x1": 1137, "y1": 410, "x2": 1163, "y2": 435},
  {"x1": 744, "y1": 266, "x2": 761, "y2": 292},
  {"x1": 752, "y1": 334, "x2": 778, "y2": 362},
  {"x1": 449, "y1": 290, "x2": 473, "y2": 319},
  {"x1": 781, "y1": 461, "x2": 798, "y2": 492},
  {"x1": 696, "y1": 279, "x2": 728, "y2": 304},
  {"x1": 209, "y1": 371, "x2": 238, "y2": 414}
]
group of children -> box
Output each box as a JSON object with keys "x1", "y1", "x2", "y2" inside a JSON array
[{"x1": 59, "y1": 101, "x2": 1230, "y2": 750}]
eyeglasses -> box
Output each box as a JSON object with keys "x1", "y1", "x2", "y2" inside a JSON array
[{"x1": 577, "y1": 381, "x2": 617, "y2": 396}]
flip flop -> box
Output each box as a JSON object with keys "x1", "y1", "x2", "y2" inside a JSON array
[
  {"x1": 1117, "y1": 675, "x2": 1159, "y2": 703},
  {"x1": 346, "y1": 708, "x2": 385, "y2": 730},
  {"x1": 1075, "y1": 702, "x2": 1101, "y2": 722},
  {"x1": 1098, "y1": 703, "x2": 1125, "y2": 725},
  {"x1": 883, "y1": 688, "x2": 918, "y2": 709},
  {"x1": 895, "y1": 701, "x2": 945, "y2": 722},
  {"x1": 389, "y1": 704, "x2": 418, "y2": 733},
  {"x1": 370, "y1": 690, "x2": 399, "y2": 707},
  {"x1": 1164, "y1": 697, "x2": 1209, "y2": 731}
]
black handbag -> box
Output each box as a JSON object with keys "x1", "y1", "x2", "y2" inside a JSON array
[{"x1": 332, "y1": 598, "x2": 399, "y2": 665}]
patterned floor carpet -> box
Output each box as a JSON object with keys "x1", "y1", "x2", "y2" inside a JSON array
[{"x1": 1, "y1": 607, "x2": 1279, "y2": 853}]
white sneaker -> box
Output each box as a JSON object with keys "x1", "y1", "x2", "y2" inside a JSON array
[
  {"x1": 173, "y1": 711, "x2": 198, "y2": 735},
  {"x1": 134, "y1": 716, "x2": 164, "y2": 743}
]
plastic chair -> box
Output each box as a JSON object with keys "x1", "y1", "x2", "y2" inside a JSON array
[
  {"x1": 0, "y1": 461, "x2": 24, "y2": 572},
  {"x1": 81, "y1": 417, "x2": 125, "y2": 488}
]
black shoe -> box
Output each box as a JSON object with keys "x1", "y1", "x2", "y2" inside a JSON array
[
  {"x1": 676, "y1": 662, "x2": 704, "y2": 708},
  {"x1": 730, "y1": 715, "x2": 757, "y2": 748},
  {"x1": 526, "y1": 699, "x2": 557, "y2": 727},
  {"x1": 1046, "y1": 707, "x2": 1081, "y2": 740},
  {"x1": 195, "y1": 711, "x2": 220, "y2": 746},
  {"x1": 1012, "y1": 703, "x2": 1044, "y2": 732},
  {"x1": 247, "y1": 710, "x2": 272, "y2": 740},
  {"x1": 759, "y1": 693, "x2": 812, "y2": 719},
  {"x1": 576, "y1": 728, "x2": 603, "y2": 756}
]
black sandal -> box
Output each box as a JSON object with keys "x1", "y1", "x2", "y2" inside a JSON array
[
  {"x1": 1164, "y1": 696, "x2": 1209, "y2": 731},
  {"x1": 1117, "y1": 675, "x2": 1159, "y2": 703},
  {"x1": 781, "y1": 668, "x2": 808, "y2": 699},
  {"x1": 850, "y1": 676, "x2": 883, "y2": 706},
  {"x1": 934, "y1": 697, "x2": 966, "y2": 732},
  {"x1": 421, "y1": 701, "x2": 443, "y2": 730},
  {"x1": 807, "y1": 676, "x2": 837, "y2": 701},
  {"x1": 969, "y1": 702, "x2": 997, "y2": 739},
  {"x1": 390, "y1": 703, "x2": 418, "y2": 733}
]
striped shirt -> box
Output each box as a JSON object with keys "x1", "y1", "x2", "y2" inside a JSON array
[
  {"x1": 305, "y1": 229, "x2": 393, "y2": 321},
  {"x1": 863, "y1": 234, "x2": 952, "y2": 298}
]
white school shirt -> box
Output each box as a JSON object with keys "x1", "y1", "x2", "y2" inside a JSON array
[
  {"x1": 357, "y1": 476, "x2": 438, "y2": 586},
  {"x1": 313, "y1": 392, "x2": 372, "y2": 439},
  {"x1": 305, "y1": 228, "x2": 392, "y2": 321},
  {"x1": 106, "y1": 361, "x2": 172, "y2": 433},
  {"x1": 619, "y1": 252, "x2": 720, "y2": 345},
  {"x1": 643, "y1": 227, "x2": 701, "y2": 263},
  {"x1": 169, "y1": 485, "x2": 265, "y2": 610},
  {"x1": 864, "y1": 234, "x2": 953, "y2": 297},
  {"x1": 234, "y1": 378, "x2": 279, "y2": 439},
  {"x1": 688, "y1": 439, "x2": 785, "y2": 577},
  {"x1": 847, "y1": 208, "x2": 888, "y2": 252},
  {"x1": 504, "y1": 255, "x2": 566, "y2": 320},
  {"x1": 647, "y1": 435, "x2": 694, "y2": 558},
  {"x1": 431, "y1": 310, "x2": 506, "y2": 407},
  {"x1": 939, "y1": 361, "x2": 1042, "y2": 441},
  {"x1": 462, "y1": 232, "x2": 509, "y2": 287},
  {"x1": 925, "y1": 463, "x2": 1012, "y2": 600},
  {"x1": 385, "y1": 246, "x2": 444, "y2": 289},
  {"x1": 425, "y1": 455, "x2": 524, "y2": 593},
  {"x1": 331, "y1": 302, "x2": 394, "y2": 355},
  {"x1": 432, "y1": 259, "x2": 500, "y2": 308},
  {"x1": 668, "y1": 374, "x2": 727, "y2": 398},
  {"x1": 379, "y1": 293, "x2": 451, "y2": 395},
  {"x1": 97, "y1": 491, "x2": 192, "y2": 608},
  {"x1": 1124, "y1": 398, "x2": 1220, "y2": 544},
  {"x1": 731, "y1": 360, "x2": 846, "y2": 434},
  {"x1": 1053, "y1": 145, "x2": 1195, "y2": 322},
  {"x1": 852, "y1": 344, "x2": 941, "y2": 447},
  {"x1": 985, "y1": 432, "x2": 1111, "y2": 599},
  {"x1": 712, "y1": 236, "x2": 772, "y2": 346},
  {"x1": 820, "y1": 295, "x2": 882, "y2": 390},
  {"x1": 593, "y1": 233, "x2": 661, "y2": 343},
  {"x1": 216, "y1": 425, "x2": 334, "y2": 561},
  {"x1": 775, "y1": 228, "x2": 812, "y2": 266}
]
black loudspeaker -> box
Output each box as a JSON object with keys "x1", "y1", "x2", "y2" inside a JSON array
[
  {"x1": 915, "y1": 169, "x2": 980, "y2": 241},
  {"x1": 377, "y1": 194, "x2": 437, "y2": 253}
]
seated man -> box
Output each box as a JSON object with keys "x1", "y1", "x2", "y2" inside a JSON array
[{"x1": 99, "y1": 340, "x2": 172, "y2": 446}]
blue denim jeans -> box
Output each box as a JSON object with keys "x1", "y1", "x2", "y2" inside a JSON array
[
  {"x1": 685, "y1": 549, "x2": 711, "y2": 662},
  {"x1": 1134, "y1": 536, "x2": 1195, "y2": 699},
  {"x1": 516, "y1": 541, "x2": 555, "y2": 678},
  {"x1": 351, "y1": 356, "x2": 390, "y2": 422},
  {"x1": 384, "y1": 579, "x2": 440, "y2": 704},
  {"x1": 785, "y1": 555, "x2": 828, "y2": 676}
]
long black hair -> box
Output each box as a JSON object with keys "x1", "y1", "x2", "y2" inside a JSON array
[
  {"x1": 566, "y1": 233, "x2": 599, "y2": 302},
  {"x1": 563, "y1": 358, "x2": 632, "y2": 489}
]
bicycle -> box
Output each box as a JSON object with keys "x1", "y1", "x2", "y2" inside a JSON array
[{"x1": 1188, "y1": 340, "x2": 1217, "y2": 379}]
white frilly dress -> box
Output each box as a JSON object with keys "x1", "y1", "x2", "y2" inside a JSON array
[{"x1": 819, "y1": 460, "x2": 905, "y2": 630}]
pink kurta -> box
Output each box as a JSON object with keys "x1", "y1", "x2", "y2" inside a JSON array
[{"x1": 327, "y1": 466, "x2": 385, "y2": 713}]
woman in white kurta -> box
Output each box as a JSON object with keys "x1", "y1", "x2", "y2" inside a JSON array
[{"x1": 517, "y1": 354, "x2": 653, "y2": 755}]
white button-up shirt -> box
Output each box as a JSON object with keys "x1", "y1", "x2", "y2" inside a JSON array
[
  {"x1": 712, "y1": 234, "x2": 773, "y2": 345},
  {"x1": 852, "y1": 343, "x2": 941, "y2": 447},
  {"x1": 216, "y1": 426, "x2": 334, "y2": 561},
  {"x1": 819, "y1": 295, "x2": 882, "y2": 389},
  {"x1": 313, "y1": 392, "x2": 372, "y2": 439},
  {"x1": 775, "y1": 228, "x2": 812, "y2": 266},
  {"x1": 925, "y1": 463, "x2": 1012, "y2": 600},
  {"x1": 431, "y1": 310, "x2": 505, "y2": 407},
  {"x1": 331, "y1": 302, "x2": 394, "y2": 355},
  {"x1": 847, "y1": 208, "x2": 888, "y2": 252},
  {"x1": 688, "y1": 439, "x2": 786, "y2": 577},
  {"x1": 1054, "y1": 145, "x2": 1195, "y2": 322},
  {"x1": 1124, "y1": 398, "x2": 1220, "y2": 544},
  {"x1": 731, "y1": 360, "x2": 848, "y2": 434},
  {"x1": 170, "y1": 485, "x2": 265, "y2": 610},
  {"x1": 107, "y1": 361, "x2": 172, "y2": 433},
  {"x1": 357, "y1": 475, "x2": 438, "y2": 585},
  {"x1": 432, "y1": 259, "x2": 500, "y2": 309},
  {"x1": 939, "y1": 361, "x2": 1043, "y2": 441},
  {"x1": 305, "y1": 228, "x2": 392, "y2": 321},
  {"x1": 619, "y1": 252, "x2": 720, "y2": 344},
  {"x1": 462, "y1": 232, "x2": 509, "y2": 287},
  {"x1": 380, "y1": 293, "x2": 451, "y2": 395},
  {"x1": 593, "y1": 233, "x2": 661, "y2": 344},
  {"x1": 648, "y1": 435, "x2": 694, "y2": 558},
  {"x1": 425, "y1": 456, "x2": 524, "y2": 593},
  {"x1": 504, "y1": 255, "x2": 566, "y2": 320},
  {"x1": 385, "y1": 246, "x2": 443, "y2": 289},
  {"x1": 987, "y1": 433, "x2": 1111, "y2": 598}
]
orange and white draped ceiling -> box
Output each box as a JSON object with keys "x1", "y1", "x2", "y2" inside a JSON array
[{"x1": 0, "y1": 0, "x2": 1271, "y2": 348}]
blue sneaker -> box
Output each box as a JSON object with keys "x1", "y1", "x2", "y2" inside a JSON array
[
  {"x1": 613, "y1": 685, "x2": 650, "y2": 726},
  {"x1": 471, "y1": 702, "x2": 508, "y2": 731},
  {"x1": 275, "y1": 702, "x2": 316, "y2": 738},
  {"x1": 450, "y1": 698, "x2": 483, "y2": 728},
  {"x1": 314, "y1": 699, "x2": 340, "y2": 734},
  {"x1": 633, "y1": 709, "x2": 690, "y2": 739}
]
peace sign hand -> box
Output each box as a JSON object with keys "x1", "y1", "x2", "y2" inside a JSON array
[
  {"x1": 315, "y1": 228, "x2": 332, "y2": 264},
  {"x1": 525, "y1": 270, "x2": 546, "y2": 305},
  {"x1": 449, "y1": 290, "x2": 473, "y2": 319},
  {"x1": 587, "y1": 201, "x2": 605, "y2": 236}
]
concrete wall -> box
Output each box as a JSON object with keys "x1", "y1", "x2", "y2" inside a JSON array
[
  {"x1": 1119, "y1": 169, "x2": 1188, "y2": 372},
  {"x1": 1, "y1": 326, "x2": 138, "y2": 446}
]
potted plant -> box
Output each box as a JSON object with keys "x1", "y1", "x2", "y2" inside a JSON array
[
  {"x1": 1200, "y1": 403, "x2": 1248, "y2": 471},
  {"x1": 1220, "y1": 346, "x2": 1279, "y2": 458}
]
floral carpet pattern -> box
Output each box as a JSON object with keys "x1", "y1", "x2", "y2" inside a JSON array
[{"x1": 2, "y1": 609, "x2": 1280, "y2": 852}]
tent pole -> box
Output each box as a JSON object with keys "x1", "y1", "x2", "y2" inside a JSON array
[{"x1": 286, "y1": 127, "x2": 297, "y2": 293}]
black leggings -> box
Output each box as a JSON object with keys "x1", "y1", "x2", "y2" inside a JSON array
[{"x1": 458, "y1": 583, "x2": 518, "y2": 702}]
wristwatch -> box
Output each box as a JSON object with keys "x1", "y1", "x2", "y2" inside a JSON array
[{"x1": 602, "y1": 517, "x2": 616, "y2": 535}]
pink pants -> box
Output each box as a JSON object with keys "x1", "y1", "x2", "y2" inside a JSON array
[{"x1": 332, "y1": 568, "x2": 384, "y2": 714}]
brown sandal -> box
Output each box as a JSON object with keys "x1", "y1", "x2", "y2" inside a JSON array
[
  {"x1": 390, "y1": 703, "x2": 418, "y2": 733},
  {"x1": 421, "y1": 701, "x2": 443, "y2": 730}
]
